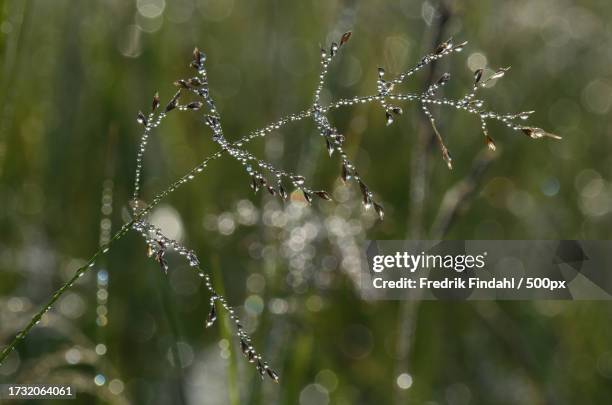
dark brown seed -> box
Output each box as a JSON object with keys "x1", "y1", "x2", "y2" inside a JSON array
[
  {"x1": 341, "y1": 163, "x2": 349, "y2": 183},
  {"x1": 267, "y1": 185, "x2": 276, "y2": 196},
  {"x1": 266, "y1": 368, "x2": 280, "y2": 382},
  {"x1": 435, "y1": 38, "x2": 452, "y2": 54},
  {"x1": 247, "y1": 350, "x2": 255, "y2": 363},
  {"x1": 186, "y1": 101, "x2": 204, "y2": 110},
  {"x1": 385, "y1": 111, "x2": 394, "y2": 126},
  {"x1": 165, "y1": 90, "x2": 181, "y2": 112},
  {"x1": 302, "y1": 190, "x2": 313, "y2": 204},
  {"x1": 484, "y1": 134, "x2": 496, "y2": 151},
  {"x1": 256, "y1": 360, "x2": 266, "y2": 377},
  {"x1": 137, "y1": 111, "x2": 147, "y2": 126},
  {"x1": 391, "y1": 106, "x2": 403, "y2": 115},
  {"x1": 315, "y1": 191, "x2": 332, "y2": 201},
  {"x1": 373, "y1": 201, "x2": 385, "y2": 221},
  {"x1": 490, "y1": 66, "x2": 510, "y2": 80},
  {"x1": 156, "y1": 253, "x2": 168, "y2": 274},
  {"x1": 326, "y1": 138, "x2": 334, "y2": 157},
  {"x1": 251, "y1": 177, "x2": 260, "y2": 193},
  {"x1": 358, "y1": 180, "x2": 370, "y2": 206},
  {"x1": 435, "y1": 44, "x2": 446, "y2": 54},
  {"x1": 160, "y1": 258, "x2": 169, "y2": 274},
  {"x1": 193, "y1": 48, "x2": 201, "y2": 64},
  {"x1": 279, "y1": 184, "x2": 288, "y2": 200},
  {"x1": 152, "y1": 92, "x2": 160, "y2": 112},
  {"x1": 520, "y1": 126, "x2": 561, "y2": 140},
  {"x1": 240, "y1": 339, "x2": 249, "y2": 355},
  {"x1": 474, "y1": 69, "x2": 484, "y2": 84},
  {"x1": 436, "y1": 73, "x2": 451, "y2": 85},
  {"x1": 452, "y1": 40, "x2": 468, "y2": 52},
  {"x1": 205, "y1": 304, "x2": 216, "y2": 328},
  {"x1": 521, "y1": 127, "x2": 536, "y2": 138},
  {"x1": 340, "y1": 31, "x2": 352, "y2": 46},
  {"x1": 165, "y1": 101, "x2": 177, "y2": 113}
]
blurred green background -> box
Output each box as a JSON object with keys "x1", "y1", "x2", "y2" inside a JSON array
[{"x1": 1, "y1": 0, "x2": 612, "y2": 404}]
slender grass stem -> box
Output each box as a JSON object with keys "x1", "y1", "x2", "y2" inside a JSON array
[{"x1": 0, "y1": 221, "x2": 134, "y2": 365}]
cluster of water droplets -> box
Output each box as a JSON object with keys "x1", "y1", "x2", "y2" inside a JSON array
[
  {"x1": 182, "y1": 49, "x2": 328, "y2": 205},
  {"x1": 130, "y1": 218, "x2": 279, "y2": 382},
  {"x1": 131, "y1": 34, "x2": 554, "y2": 223},
  {"x1": 353, "y1": 36, "x2": 560, "y2": 169},
  {"x1": 311, "y1": 33, "x2": 385, "y2": 219}
]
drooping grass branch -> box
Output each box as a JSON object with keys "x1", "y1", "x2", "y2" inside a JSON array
[{"x1": 0, "y1": 31, "x2": 561, "y2": 382}]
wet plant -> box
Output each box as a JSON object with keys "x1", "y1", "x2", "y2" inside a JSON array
[{"x1": 0, "y1": 31, "x2": 560, "y2": 382}]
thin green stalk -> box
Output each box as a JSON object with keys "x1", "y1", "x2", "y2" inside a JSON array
[{"x1": 0, "y1": 220, "x2": 134, "y2": 364}]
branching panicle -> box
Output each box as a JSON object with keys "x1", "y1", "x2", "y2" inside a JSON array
[
  {"x1": 123, "y1": 33, "x2": 560, "y2": 380},
  {"x1": 0, "y1": 30, "x2": 561, "y2": 381}
]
